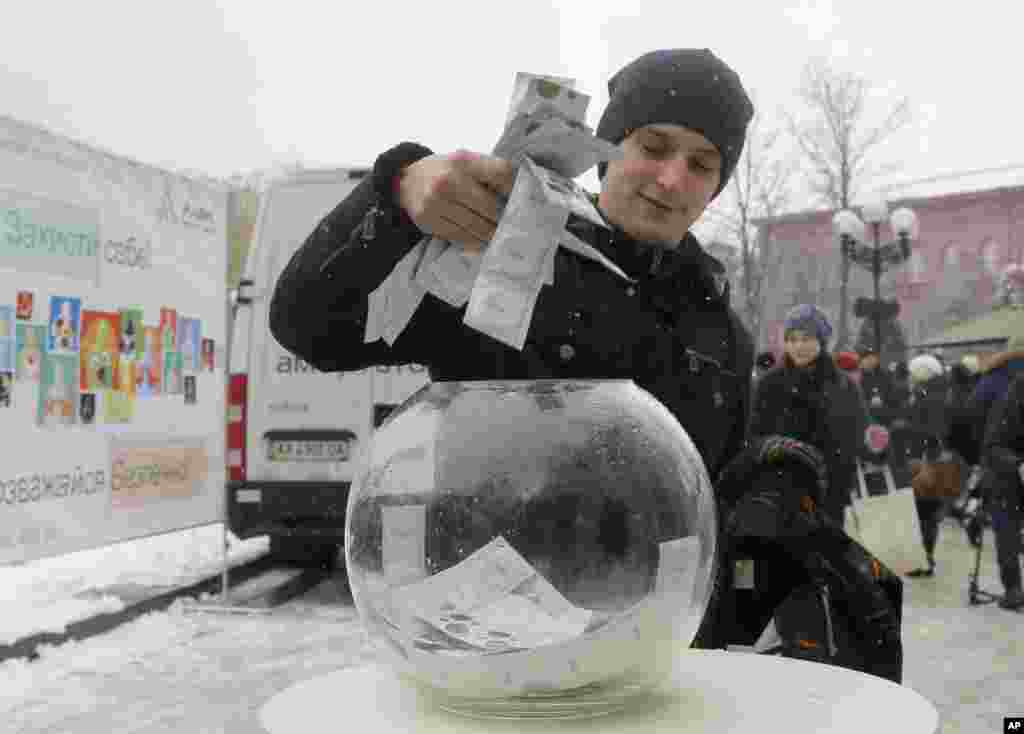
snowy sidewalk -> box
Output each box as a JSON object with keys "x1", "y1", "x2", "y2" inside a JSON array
[{"x1": 1, "y1": 520, "x2": 1021, "y2": 733}]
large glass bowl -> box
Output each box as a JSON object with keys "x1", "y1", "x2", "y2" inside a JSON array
[{"x1": 344, "y1": 379, "x2": 716, "y2": 720}]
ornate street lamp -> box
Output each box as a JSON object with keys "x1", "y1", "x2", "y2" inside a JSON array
[{"x1": 832, "y1": 198, "x2": 920, "y2": 358}]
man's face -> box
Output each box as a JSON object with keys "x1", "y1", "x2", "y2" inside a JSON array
[
  {"x1": 784, "y1": 330, "x2": 821, "y2": 368},
  {"x1": 598, "y1": 124, "x2": 721, "y2": 245}
]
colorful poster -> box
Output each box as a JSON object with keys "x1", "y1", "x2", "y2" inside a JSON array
[
  {"x1": 119, "y1": 308, "x2": 144, "y2": 360},
  {"x1": 80, "y1": 311, "x2": 121, "y2": 392},
  {"x1": 104, "y1": 389, "x2": 134, "y2": 423},
  {"x1": 201, "y1": 338, "x2": 215, "y2": 372},
  {"x1": 138, "y1": 325, "x2": 163, "y2": 396},
  {"x1": 116, "y1": 355, "x2": 136, "y2": 398},
  {"x1": 15, "y1": 324, "x2": 44, "y2": 382},
  {"x1": 79, "y1": 393, "x2": 96, "y2": 424},
  {"x1": 0, "y1": 305, "x2": 14, "y2": 372},
  {"x1": 160, "y1": 308, "x2": 177, "y2": 355},
  {"x1": 163, "y1": 351, "x2": 183, "y2": 395},
  {"x1": 38, "y1": 353, "x2": 78, "y2": 427},
  {"x1": 16, "y1": 291, "x2": 33, "y2": 321},
  {"x1": 48, "y1": 296, "x2": 82, "y2": 354},
  {"x1": 0, "y1": 372, "x2": 11, "y2": 408},
  {"x1": 177, "y1": 317, "x2": 200, "y2": 373}
]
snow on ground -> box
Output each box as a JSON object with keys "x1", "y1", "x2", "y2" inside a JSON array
[
  {"x1": 0, "y1": 524, "x2": 267, "y2": 645},
  {"x1": 0, "y1": 519, "x2": 1021, "y2": 733}
]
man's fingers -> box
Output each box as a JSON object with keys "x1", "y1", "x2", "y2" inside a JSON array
[
  {"x1": 436, "y1": 212, "x2": 489, "y2": 252},
  {"x1": 452, "y1": 151, "x2": 516, "y2": 196},
  {"x1": 439, "y1": 174, "x2": 503, "y2": 226}
]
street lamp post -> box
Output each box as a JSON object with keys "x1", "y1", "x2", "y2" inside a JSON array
[{"x1": 832, "y1": 199, "x2": 920, "y2": 361}]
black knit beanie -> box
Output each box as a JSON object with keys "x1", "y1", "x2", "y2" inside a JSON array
[{"x1": 596, "y1": 49, "x2": 753, "y2": 198}]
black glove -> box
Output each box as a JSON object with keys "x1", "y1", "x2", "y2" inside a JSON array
[{"x1": 717, "y1": 436, "x2": 829, "y2": 539}]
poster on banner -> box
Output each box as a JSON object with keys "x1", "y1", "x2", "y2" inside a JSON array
[
  {"x1": 16, "y1": 324, "x2": 44, "y2": 382},
  {"x1": 177, "y1": 317, "x2": 200, "y2": 372},
  {"x1": 139, "y1": 325, "x2": 163, "y2": 396},
  {"x1": 48, "y1": 296, "x2": 81, "y2": 355},
  {"x1": 0, "y1": 305, "x2": 15, "y2": 372},
  {"x1": 0, "y1": 114, "x2": 228, "y2": 564}
]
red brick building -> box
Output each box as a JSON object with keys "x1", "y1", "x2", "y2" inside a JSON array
[{"x1": 753, "y1": 167, "x2": 1024, "y2": 355}]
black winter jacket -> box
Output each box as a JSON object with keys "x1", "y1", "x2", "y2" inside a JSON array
[
  {"x1": 860, "y1": 367, "x2": 900, "y2": 426},
  {"x1": 269, "y1": 155, "x2": 753, "y2": 484},
  {"x1": 269, "y1": 146, "x2": 754, "y2": 649},
  {"x1": 748, "y1": 355, "x2": 872, "y2": 514},
  {"x1": 983, "y1": 374, "x2": 1024, "y2": 504}
]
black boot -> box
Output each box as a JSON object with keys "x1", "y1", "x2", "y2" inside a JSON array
[
  {"x1": 998, "y1": 586, "x2": 1024, "y2": 610},
  {"x1": 906, "y1": 556, "x2": 935, "y2": 578}
]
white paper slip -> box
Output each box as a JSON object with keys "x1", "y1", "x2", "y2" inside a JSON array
[
  {"x1": 426, "y1": 591, "x2": 591, "y2": 652},
  {"x1": 381, "y1": 242, "x2": 429, "y2": 346},
  {"x1": 524, "y1": 157, "x2": 609, "y2": 228},
  {"x1": 393, "y1": 536, "x2": 537, "y2": 622},
  {"x1": 382, "y1": 505, "x2": 427, "y2": 586},
  {"x1": 422, "y1": 245, "x2": 481, "y2": 308},
  {"x1": 654, "y1": 535, "x2": 702, "y2": 596},
  {"x1": 503, "y1": 73, "x2": 586, "y2": 126},
  {"x1": 558, "y1": 230, "x2": 634, "y2": 283}
]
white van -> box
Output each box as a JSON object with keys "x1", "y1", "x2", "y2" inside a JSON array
[{"x1": 226, "y1": 168, "x2": 428, "y2": 567}]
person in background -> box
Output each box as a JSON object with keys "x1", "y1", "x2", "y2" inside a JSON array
[
  {"x1": 858, "y1": 345, "x2": 899, "y2": 425},
  {"x1": 754, "y1": 350, "x2": 776, "y2": 383},
  {"x1": 904, "y1": 353, "x2": 951, "y2": 578},
  {"x1": 981, "y1": 372, "x2": 1024, "y2": 610},
  {"x1": 945, "y1": 358, "x2": 982, "y2": 522},
  {"x1": 748, "y1": 304, "x2": 879, "y2": 526},
  {"x1": 834, "y1": 350, "x2": 861, "y2": 381},
  {"x1": 968, "y1": 336, "x2": 1024, "y2": 608},
  {"x1": 886, "y1": 359, "x2": 914, "y2": 487}
]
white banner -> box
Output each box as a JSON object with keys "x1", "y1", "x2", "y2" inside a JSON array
[{"x1": 0, "y1": 115, "x2": 228, "y2": 564}]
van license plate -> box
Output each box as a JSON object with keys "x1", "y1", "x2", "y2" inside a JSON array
[{"x1": 268, "y1": 441, "x2": 350, "y2": 462}]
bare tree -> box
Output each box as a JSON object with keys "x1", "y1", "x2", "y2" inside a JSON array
[
  {"x1": 705, "y1": 110, "x2": 796, "y2": 347},
  {"x1": 788, "y1": 58, "x2": 911, "y2": 210},
  {"x1": 787, "y1": 58, "x2": 911, "y2": 348}
]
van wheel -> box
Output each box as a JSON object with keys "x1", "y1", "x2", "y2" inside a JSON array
[{"x1": 269, "y1": 537, "x2": 340, "y2": 571}]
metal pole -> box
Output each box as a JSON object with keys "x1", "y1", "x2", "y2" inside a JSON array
[
  {"x1": 220, "y1": 190, "x2": 235, "y2": 604},
  {"x1": 839, "y1": 236, "x2": 850, "y2": 350},
  {"x1": 872, "y1": 222, "x2": 883, "y2": 357}
]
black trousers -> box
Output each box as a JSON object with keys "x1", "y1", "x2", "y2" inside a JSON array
[
  {"x1": 991, "y1": 496, "x2": 1023, "y2": 591},
  {"x1": 914, "y1": 497, "x2": 945, "y2": 560}
]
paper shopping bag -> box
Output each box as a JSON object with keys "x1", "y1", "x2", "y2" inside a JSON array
[{"x1": 845, "y1": 462, "x2": 928, "y2": 575}]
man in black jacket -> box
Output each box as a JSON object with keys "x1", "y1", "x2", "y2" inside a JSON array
[
  {"x1": 270, "y1": 48, "x2": 754, "y2": 649},
  {"x1": 270, "y1": 48, "x2": 754, "y2": 490}
]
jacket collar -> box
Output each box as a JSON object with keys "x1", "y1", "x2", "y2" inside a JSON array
[{"x1": 565, "y1": 213, "x2": 731, "y2": 306}]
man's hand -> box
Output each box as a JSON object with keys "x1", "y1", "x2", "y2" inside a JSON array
[{"x1": 396, "y1": 150, "x2": 516, "y2": 253}]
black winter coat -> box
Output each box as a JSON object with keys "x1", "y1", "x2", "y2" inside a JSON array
[
  {"x1": 748, "y1": 356, "x2": 872, "y2": 515},
  {"x1": 983, "y1": 374, "x2": 1024, "y2": 504},
  {"x1": 269, "y1": 149, "x2": 754, "y2": 649},
  {"x1": 860, "y1": 367, "x2": 899, "y2": 426},
  {"x1": 269, "y1": 161, "x2": 753, "y2": 485},
  {"x1": 905, "y1": 374, "x2": 950, "y2": 461}
]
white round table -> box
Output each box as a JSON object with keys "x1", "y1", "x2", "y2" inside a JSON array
[{"x1": 260, "y1": 650, "x2": 939, "y2": 733}]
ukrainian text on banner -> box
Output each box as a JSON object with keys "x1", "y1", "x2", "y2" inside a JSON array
[{"x1": 0, "y1": 115, "x2": 228, "y2": 564}]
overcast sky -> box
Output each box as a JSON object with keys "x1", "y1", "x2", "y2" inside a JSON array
[{"x1": 3, "y1": 0, "x2": 1020, "y2": 209}]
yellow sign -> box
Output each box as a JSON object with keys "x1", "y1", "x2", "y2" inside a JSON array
[{"x1": 110, "y1": 443, "x2": 208, "y2": 507}]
